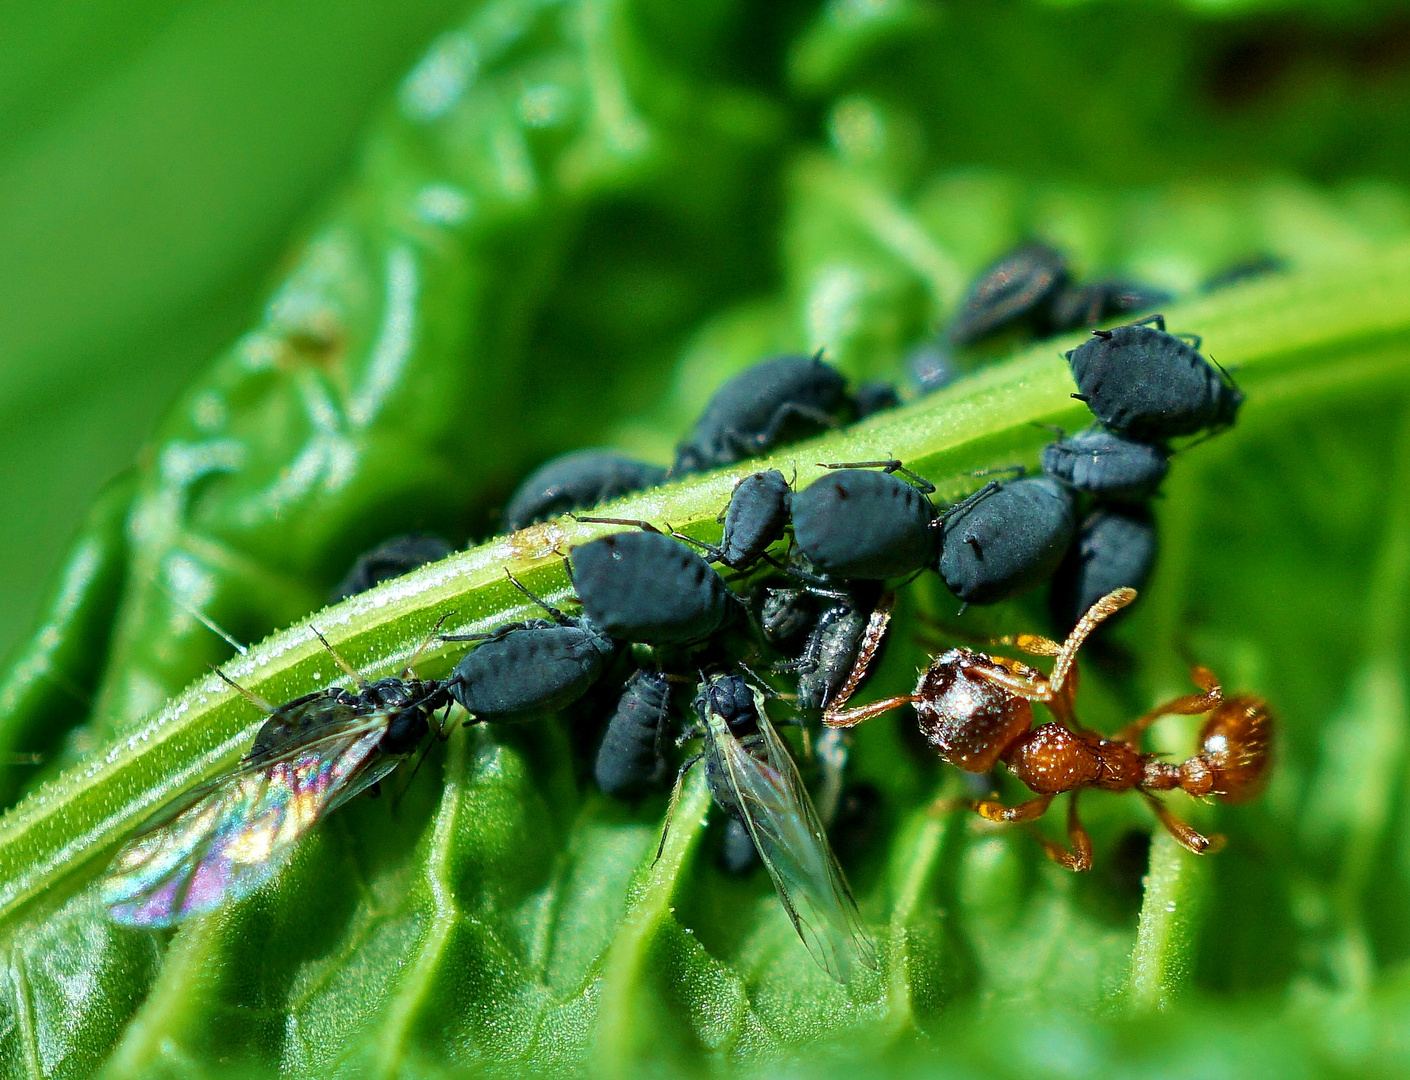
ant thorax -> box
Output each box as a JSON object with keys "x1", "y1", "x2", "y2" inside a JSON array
[{"x1": 914, "y1": 649, "x2": 1038, "y2": 771}]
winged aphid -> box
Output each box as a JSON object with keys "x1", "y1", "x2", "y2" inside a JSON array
[
  {"x1": 101, "y1": 628, "x2": 452, "y2": 928},
  {"x1": 663, "y1": 672, "x2": 878, "y2": 982}
]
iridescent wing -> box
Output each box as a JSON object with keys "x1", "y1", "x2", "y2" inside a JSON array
[
  {"x1": 705, "y1": 689, "x2": 878, "y2": 981},
  {"x1": 102, "y1": 715, "x2": 399, "y2": 928}
]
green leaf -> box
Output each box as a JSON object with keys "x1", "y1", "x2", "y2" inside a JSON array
[{"x1": 6, "y1": 0, "x2": 1410, "y2": 1075}]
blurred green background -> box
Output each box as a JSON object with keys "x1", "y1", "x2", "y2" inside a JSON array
[
  {"x1": 4, "y1": 0, "x2": 1410, "y2": 1076},
  {"x1": 0, "y1": 0, "x2": 465, "y2": 662}
]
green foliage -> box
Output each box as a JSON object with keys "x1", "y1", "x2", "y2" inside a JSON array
[{"x1": 2, "y1": 0, "x2": 1410, "y2": 1075}]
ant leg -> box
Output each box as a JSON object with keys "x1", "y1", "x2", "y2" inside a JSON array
[
  {"x1": 571, "y1": 515, "x2": 663, "y2": 534},
  {"x1": 972, "y1": 792, "x2": 1054, "y2": 823},
  {"x1": 1047, "y1": 587, "x2": 1137, "y2": 695},
  {"x1": 820, "y1": 593, "x2": 896, "y2": 726},
  {"x1": 1141, "y1": 791, "x2": 1225, "y2": 854},
  {"x1": 1032, "y1": 791, "x2": 1094, "y2": 872},
  {"x1": 1116, "y1": 664, "x2": 1223, "y2": 743},
  {"x1": 817, "y1": 458, "x2": 935, "y2": 494}
]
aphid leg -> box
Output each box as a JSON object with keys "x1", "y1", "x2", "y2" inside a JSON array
[
  {"x1": 816, "y1": 458, "x2": 936, "y2": 494},
  {"x1": 1140, "y1": 791, "x2": 1225, "y2": 854},
  {"x1": 668, "y1": 531, "x2": 728, "y2": 564},
  {"x1": 572, "y1": 514, "x2": 666, "y2": 537},
  {"x1": 654, "y1": 753, "x2": 704, "y2": 865},
  {"x1": 753, "y1": 402, "x2": 842, "y2": 446},
  {"x1": 1175, "y1": 332, "x2": 1203, "y2": 350},
  {"x1": 1117, "y1": 665, "x2": 1223, "y2": 744},
  {"x1": 820, "y1": 593, "x2": 896, "y2": 726},
  {"x1": 1132, "y1": 313, "x2": 1167, "y2": 332},
  {"x1": 310, "y1": 626, "x2": 366, "y2": 686},
  {"x1": 503, "y1": 569, "x2": 570, "y2": 623},
  {"x1": 209, "y1": 665, "x2": 275, "y2": 713},
  {"x1": 938, "y1": 480, "x2": 1001, "y2": 523},
  {"x1": 1047, "y1": 587, "x2": 1137, "y2": 695}
]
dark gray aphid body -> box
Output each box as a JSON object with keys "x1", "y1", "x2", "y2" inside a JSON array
[
  {"x1": 852, "y1": 381, "x2": 902, "y2": 417},
  {"x1": 448, "y1": 617, "x2": 617, "y2": 723},
  {"x1": 760, "y1": 585, "x2": 817, "y2": 648},
  {"x1": 795, "y1": 600, "x2": 874, "y2": 713},
  {"x1": 504, "y1": 449, "x2": 667, "y2": 531},
  {"x1": 792, "y1": 469, "x2": 936, "y2": 580},
  {"x1": 331, "y1": 533, "x2": 453, "y2": 601},
  {"x1": 594, "y1": 669, "x2": 674, "y2": 796},
  {"x1": 572, "y1": 532, "x2": 736, "y2": 646},
  {"x1": 938, "y1": 477, "x2": 1076, "y2": 604},
  {"x1": 1049, "y1": 506, "x2": 1157, "y2": 632},
  {"x1": 715, "y1": 469, "x2": 792, "y2": 569},
  {"x1": 1201, "y1": 254, "x2": 1284, "y2": 293},
  {"x1": 1047, "y1": 280, "x2": 1174, "y2": 333},
  {"x1": 673, "y1": 354, "x2": 852, "y2": 474},
  {"x1": 948, "y1": 242, "x2": 1068, "y2": 345},
  {"x1": 719, "y1": 817, "x2": 761, "y2": 874},
  {"x1": 1065, "y1": 320, "x2": 1243, "y2": 439},
  {"x1": 1041, "y1": 426, "x2": 1170, "y2": 503}
]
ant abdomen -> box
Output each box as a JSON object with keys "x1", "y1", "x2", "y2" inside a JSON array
[
  {"x1": 915, "y1": 649, "x2": 1035, "y2": 771},
  {"x1": 1197, "y1": 694, "x2": 1273, "y2": 803},
  {"x1": 1005, "y1": 723, "x2": 1144, "y2": 794}
]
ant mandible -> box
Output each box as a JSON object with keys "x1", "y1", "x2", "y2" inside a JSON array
[{"x1": 822, "y1": 587, "x2": 1273, "y2": 871}]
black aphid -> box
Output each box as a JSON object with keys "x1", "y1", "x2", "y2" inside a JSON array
[
  {"x1": 504, "y1": 449, "x2": 667, "y2": 531},
  {"x1": 594, "y1": 668, "x2": 676, "y2": 797},
  {"x1": 1041, "y1": 426, "x2": 1170, "y2": 503},
  {"x1": 572, "y1": 531, "x2": 738, "y2": 647},
  {"x1": 791, "y1": 462, "x2": 937, "y2": 581},
  {"x1": 331, "y1": 533, "x2": 453, "y2": 601},
  {"x1": 937, "y1": 477, "x2": 1076, "y2": 605},
  {"x1": 672, "y1": 354, "x2": 853, "y2": 475},
  {"x1": 1065, "y1": 314, "x2": 1243, "y2": 440},
  {"x1": 1047, "y1": 280, "x2": 1174, "y2": 332},
  {"x1": 1049, "y1": 506, "x2": 1157, "y2": 632},
  {"x1": 948, "y1": 242, "x2": 1068, "y2": 345},
  {"x1": 852, "y1": 381, "x2": 902, "y2": 417},
  {"x1": 697, "y1": 469, "x2": 793, "y2": 570},
  {"x1": 444, "y1": 578, "x2": 617, "y2": 723}
]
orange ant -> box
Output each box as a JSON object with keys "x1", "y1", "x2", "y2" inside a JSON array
[{"x1": 822, "y1": 587, "x2": 1273, "y2": 870}]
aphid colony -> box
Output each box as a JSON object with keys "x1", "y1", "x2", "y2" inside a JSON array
[{"x1": 100, "y1": 251, "x2": 1271, "y2": 982}]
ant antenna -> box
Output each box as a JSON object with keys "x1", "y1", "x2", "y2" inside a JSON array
[
  {"x1": 209, "y1": 665, "x2": 275, "y2": 713},
  {"x1": 157, "y1": 581, "x2": 248, "y2": 655},
  {"x1": 310, "y1": 626, "x2": 365, "y2": 686},
  {"x1": 1048, "y1": 587, "x2": 1136, "y2": 693}
]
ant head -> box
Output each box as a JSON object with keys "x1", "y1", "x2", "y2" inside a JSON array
[{"x1": 912, "y1": 648, "x2": 1035, "y2": 772}]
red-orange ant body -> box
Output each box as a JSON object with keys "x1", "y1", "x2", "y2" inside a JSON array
[{"x1": 823, "y1": 588, "x2": 1272, "y2": 870}]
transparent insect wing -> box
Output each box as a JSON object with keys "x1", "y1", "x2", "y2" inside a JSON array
[
  {"x1": 704, "y1": 687, "x2": 878, "y2": 982},
  {"x1": 102, "y1": 720, "x2": 392, "y2": 928}
]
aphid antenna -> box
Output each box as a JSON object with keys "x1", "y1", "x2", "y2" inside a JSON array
[
  {"x1": 310, "y1": 626, "x2": 366, "y2": 687},
  {"x1": 502, "y1": 568, "x2": 569, "y2": 624},
  {"x1": 402, "y1": 612, "x2": 455, "y2": 677},
  {"x1": 571, "y1": 513, "x2": 663, "y2": 534},
  {"x1": 208, "y1": 665, "x2": 275, "y2": 713},
  {"x1": 970, "y1": 463, "x2": 1026, "y2": 481},
  {"x1": 1030, "y1": 421, "x2": 1068, "y2": 437},
  {"x1": 817, "y1": 457, "x2": 936, "y2": 494},
  {"x1": 156, "y1": 581, "x2": 248, "y2": 656}
]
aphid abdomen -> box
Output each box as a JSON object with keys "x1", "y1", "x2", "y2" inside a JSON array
[
  {"x1": 796, "y1": 603, "x2": 872, "y2": 712},
  {"x1": 792, "y1": 469, "x2": 936, "y2": 580},
  {"x1": 594, "y1": 669, "x2": 674, "y2": 796},
  {"x1": 914, "y1": 650, "x2": 1034, "y2": 771},
  {"x1": 938, "y1": 477, "x2": 1075, "y2": 605},
  {"x1": 449, "y1": 624, "x2": 615, "y2": 722}
]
